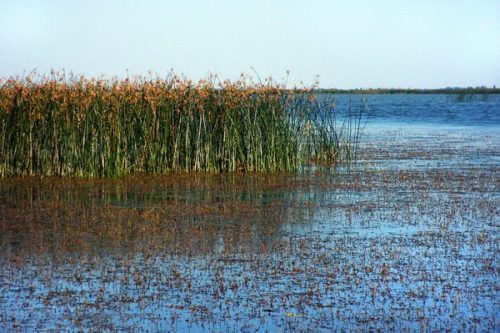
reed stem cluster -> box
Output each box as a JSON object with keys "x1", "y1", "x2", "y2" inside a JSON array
[{"x1": 0, "y1": 71, "x2": 363, "y2": 177}]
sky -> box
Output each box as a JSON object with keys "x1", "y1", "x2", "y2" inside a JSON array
[{"x1": 1, "y1": 0, "x2": 499, "y2": 89}]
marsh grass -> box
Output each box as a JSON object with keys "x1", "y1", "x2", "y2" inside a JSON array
[{"x1": 0, "y1": 70, "x2": 366, "y2": 177}]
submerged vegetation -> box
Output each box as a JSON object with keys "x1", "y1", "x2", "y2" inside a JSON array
[
  {"x1": 1, "y1": 92, "x2": 498, "y2": 331},
  {"x1": 1, "y1": 164, "x2": 498, "y2": 331},
  {"x1": 0, "y1": 70, "x2": 366, "y2": 177}
]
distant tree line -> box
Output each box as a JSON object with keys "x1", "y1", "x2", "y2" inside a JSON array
[{"x1": 311, "y1": 87, "x2": 500, "y2": 95}]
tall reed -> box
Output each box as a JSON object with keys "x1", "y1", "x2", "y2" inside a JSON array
[{"x1": 0, "y1": 70, "x2": 366, "y2": 177}]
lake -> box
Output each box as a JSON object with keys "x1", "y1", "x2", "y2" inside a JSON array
[{"x1": 1, "y1": 94, "x2": 499, "y2": 332}]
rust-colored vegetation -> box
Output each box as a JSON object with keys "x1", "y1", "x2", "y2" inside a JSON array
[{"x1": 0, "y1": 70, "x2": 361, "y2": 177}]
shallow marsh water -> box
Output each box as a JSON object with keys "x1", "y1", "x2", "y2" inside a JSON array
[{"x1": 1, "y1": 94, "x2": 499, "y2": 332}]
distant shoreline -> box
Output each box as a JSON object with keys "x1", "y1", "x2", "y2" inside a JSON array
[{"x1": 312, "y1": 87, "x2": 500, "y2": 95}]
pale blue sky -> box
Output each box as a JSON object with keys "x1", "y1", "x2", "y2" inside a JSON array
[{"x1": 1, "y1": 0, "x2": 499, "y2": 89}]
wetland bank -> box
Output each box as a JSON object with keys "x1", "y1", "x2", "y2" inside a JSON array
[{"x1": 1, "y1": 76, "x2": 499, "y2": 331}]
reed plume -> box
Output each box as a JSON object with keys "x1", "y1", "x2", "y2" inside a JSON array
[{"x1": 0, "y1": 70, "x2": 365, "y2": 177}]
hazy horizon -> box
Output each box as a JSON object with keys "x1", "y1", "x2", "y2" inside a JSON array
[{"x1": 1, "y1": 0, "x2": 499, "y2": 89}]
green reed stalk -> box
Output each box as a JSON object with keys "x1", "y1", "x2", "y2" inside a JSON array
[{"x1": 0, "y1": 71, "x2": 366, "y2": 177}]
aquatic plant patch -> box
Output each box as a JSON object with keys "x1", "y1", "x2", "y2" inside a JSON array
[
  {"x1": 0, "y1": 164, "x2": 498, "y2": 332},
  {"x1": 0, "y1": 71, "x2": 365, "y2": 177}
]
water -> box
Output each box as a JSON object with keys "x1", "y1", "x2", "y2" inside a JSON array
[
  {"x1": 1, "y1": 94, "x2": 499, "y2": 332},
  {"x1": 335, "y1": 93, "x2": 500, "y2": 128}
]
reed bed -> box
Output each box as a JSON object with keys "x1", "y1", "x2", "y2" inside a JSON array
[{"x1": 0, "y1": 71, "x2": 364, "y2": 177}]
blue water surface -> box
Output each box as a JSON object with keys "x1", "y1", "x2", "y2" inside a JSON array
[
  {"x1": 333, "y1": 93, "x2": 500, "y2": 128},
  {"x1": 1, "y1": 93, "x2": 499, "y2": 332}
]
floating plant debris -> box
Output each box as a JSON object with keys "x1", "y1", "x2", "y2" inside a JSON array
[{"x1": 1, "y1": 95, "x2": 499, "y2": 331}]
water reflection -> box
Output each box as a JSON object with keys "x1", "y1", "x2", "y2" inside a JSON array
[
  {"x1": 1, "y1": 159, "x2": 499, "y2": 332},
  {"x1": 0, "y1": 173, "x2": 323, "y2": 256},
  {"x1": 1, "y1": 103, "x2": 500, "y2": 331}
]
